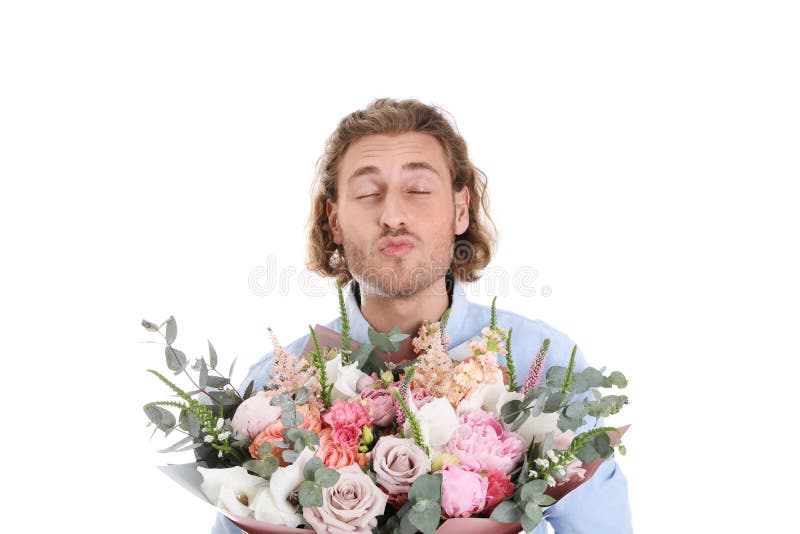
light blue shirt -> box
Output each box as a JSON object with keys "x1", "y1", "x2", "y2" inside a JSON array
[{"x1": 214, "y1": 277, "x2": 632, "y2": 533}]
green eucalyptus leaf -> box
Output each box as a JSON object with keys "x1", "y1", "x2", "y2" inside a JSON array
[
  {"x1": 489, "y1": 500, "x2": 523, "y2": 523},
  {"x1": 298, "y1": 480, "x2": 323, "y2": 507},
  {"x1": 408, "y1": 500, "x2": 441, "y2": 534},
  {"x1": 544, "y1": 392, "x2": 566, "y2": 412},
  {"x1": 522, "y1": 504, "x2": 543, "y2": 531},
  {"x1": 282, "y1": 449, "x2": 300, "y2": 464},
  {"x1": 315, "y1": 468, "x2": 340, "y2": 488},
  {"x1": 399, "y1": 510, "x2": 417, "y2": 534},
  {"x1": 206, "y1": 376, "x2": 230, "y2": 389},
  {"x1": 352, "y1": 344, "x2": 374, "y2": 369},
  {"x1": 165, "y1": 316, "x2": 177, "y2": 345},
  {"x1": 243, "y1": 459, "x2": 269, "y2": 477},
  {"x1": 165, "y1": 347, "x2": 188, "y2": 374},
  {"x1": 157, "y1": 435, "x2": 194, "y2": 453},
  {"x1": 576, "y1": 439, "x2": 599, "y2": 464},
  {"x1": 594, "y1": 432, "x2": 613, "y2": 459},
  {"x1": 520, "y1": 479, "x2": 547, "y2": 502},
  {"x1": 242, "y1": 380, "x2": 254, "y2": 400},
  {"x1": 303, "y1": 457, "x2": 324, "y2": 480},
  {"x1": 533, "y1": 493, "x2": 556, "y2": 506},
  {"x1": 228, "y1": 356, "x2": 237, "y2": 379},
  {"x1": 408, "y1": 474, "x2": 441, "y2": 503},
  {"x1": 141, "y1": 319, "x2": 159, "y2": 332},
  {"x1": 568, "y1": 373, "x2": 589, "y2": 394},
  {"x1": 294, "y1": 388, "x2": 310, "y2": 405},
  {"x1": 198, "y1": 358, "x2": 209, "y2": 389},
  {"x1": 581, "y1": 367, "x2": 606, "y2": 388},
  {"x1": 500, "y1": 399, "x2": 522, "y2": 424},
  {"x1": 545, "y1": 366, "x2": 567, "y2": 388},
  {"x1": 619, "y1": 444, "x2": 627, "y2": 456},
  {"x1": 510, "y1": 410, "x2": 530, "y2": 432},
  {"x1": 608, "y1": 371, "x2": 628, "y2": 388},
  {"x1": 208, "y1": 340, "x2": 218, "y2": 368}
]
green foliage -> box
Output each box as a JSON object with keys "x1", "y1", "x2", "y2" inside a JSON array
[
  {"x1": 490, "y1": 296, "x2": 498, "y2": 330},
  {"x1": 490, "y1": 476, "x2": 549, "y2": 531},
  {"x1": 308, "y1": 326, "x2": 332, "y2": 408},
  {"x1": 406, "y1": 474, "x2": 442, "y2": 534},
  {"x1": 506, "y1": 327, "x2": 517, "y2": 391},
  {"x1": 393, "y1": 387, "x2": 428, "y2": 455},
  {"x1": 336, "y1": 279, "x2": 351, "y2": 362}
]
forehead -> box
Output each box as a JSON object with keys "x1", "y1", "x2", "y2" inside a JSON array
[{"x1": 339, "y1": 131, "x2": 450, "y2": 176}]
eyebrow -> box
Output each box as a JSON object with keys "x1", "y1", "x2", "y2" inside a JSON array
[{"x1": 347, "y1": 161, "x2": 440, "y2": 181}]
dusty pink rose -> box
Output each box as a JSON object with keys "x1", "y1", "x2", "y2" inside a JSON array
[
  {"x1": 332, "y1": 424, "x2": 362, "y2": 449},
  {"x1": 360, "y1": 387, "x2": 396, "y2": 427},
  {"x1": 356, "y1": 372, "x2": 377, "y2": 392},
  {"x1": 395, "y1": 386, "x2": 435, "y2": 425},
  {"x1": 445, "y1": 410, "x2": 525, "y2": 474},
  {"x1": 370, "y1": 436, "x2": 431, "y2": 495},
  {"x1": 303, "y1": 464, "x2": 388, "y2": 534},
  {"x1": 483, "y1": 470, "x2": 515, "y2": 514},
  {"x1": 323, "y1": 399, "x2": 373, "y2": 430},
  {"x1": 438, "y1": 465, "x2": 488, "y2": 518}
]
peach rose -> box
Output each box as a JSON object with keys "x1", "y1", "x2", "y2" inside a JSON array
[
  {"x1": 316, "y1": 428, "x2": 368, "y2": 469},
  {"x1": 249, "y1": 403, "x2": 322, "y2": 464}
]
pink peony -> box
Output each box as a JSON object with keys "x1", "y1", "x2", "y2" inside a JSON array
[
  {"x1": 303, "y1": 464, "x2": 388, "y2": 534},
  {"x1": 360, "y1": 387, "x2": 396, "y2": 427},
  {"x1": 332, "y1": 424, "x2": 362, "y2": 449},
  {"x1": 230, "y1": 391, "x2": 282, "y2": 441},
  {"x1": 438, "y1": 465, "x2": 488, "y2": 518},
  {"x1": 322, "y1": 399, "x2": 373, "y2": 430},
  {"x1": 483, "y1": 471, "x2": 515, "y2": 514},
  {"x1": 445, "y1": 410, "x2": 525, "y2": 474}
]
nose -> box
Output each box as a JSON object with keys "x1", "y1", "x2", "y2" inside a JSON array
[{"x1": 379, "y1": 189, "x2": 407, "y2": 230}]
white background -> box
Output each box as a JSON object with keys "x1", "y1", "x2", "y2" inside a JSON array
[{"x1": 2, "y1": 2, "x2": 798, "y2": 533}]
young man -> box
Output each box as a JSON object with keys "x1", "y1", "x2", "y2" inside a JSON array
[{"x1": 214, "y1": 98, "x2": 632, "y2": 533}]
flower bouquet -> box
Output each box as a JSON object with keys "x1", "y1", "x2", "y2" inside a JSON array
[{"x1": 143, "y1": 284, "x2": 629, "y2": 533}]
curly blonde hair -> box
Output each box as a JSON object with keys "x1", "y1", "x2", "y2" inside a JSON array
[{"x1": 306, "y1": 98, "x2": 498, "y2": 284}]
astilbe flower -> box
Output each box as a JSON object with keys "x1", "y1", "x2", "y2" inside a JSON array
[{"x1": 265, "y1": 329, "x2": 320, "y2": 402}]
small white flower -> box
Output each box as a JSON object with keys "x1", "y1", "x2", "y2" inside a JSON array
[
  {"x1": 218, "y1": 450, "x2": 223, "y2": 458},
  {"x1": 204, "y1": 434, "x2": 214, "y2": 443},
  {"x1": 216, "y1": 418, "x2": 225, "y2": 430},
  {"x1": 547, "y1": 475, "x2": 556, "y2": 487},
  {"x1": 534, "y1": 458, "x2": 549, "y2": 469},
  {"x1": 547, "y1": 449, "x2": 558, "y2": 461},
  {"x1": 218, "y1": 431, "x2": 231, "y2": 441}
]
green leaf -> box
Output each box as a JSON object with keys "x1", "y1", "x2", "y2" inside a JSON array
[
  {"x1": 368, "y1": 328, "x2": 397, "y2": 353},
  {"x1": 521, "y1": 504, "x2": 543, "y2": 532},
  {"x1": 282, "y1": 449, "x2": 299, "y2": 463},
  {"x1": 165, "y1": 347, "x2": 188, "y2": 374},
  {"x1": 298, "y1": 480, "x2": 323, "y2": 507},
  {"x1": 520, "y1": 479, "x2": 547, "y2": 502},
  {"x1": 544, "y1": 392, "x2": 566, "y2": 412},
  {"x1": 198, "y1": 358, "x2": 208, "y2": 389},
  {"x1": 294, "y1": 388, "x2": 310, "y2": 405},
  {"x1": 208, "y1": 340, "x2": 218, "y2": 369},
  {"x1": 258, "y1": 443, "x2": 274, "y2": 460},
  {"x1": 576, "y1": 439, "x2": 599, "y2": 464},
  {"x1": 545, "y1": 366, "x2": 567, "y2": 388},
  {"x1": 408, "y1": 474, "x2": 442, "y2": 503},
  {"x1": 315, "y1": 467, "x2": 340, "y2": 488},
  {"x1": 361, "y1": 350, "x2": 388, "y2": 375},
  {"x1": 489, "y1": 500, "x2": 523, "y2": 523},
  {"x1": 594, "y1": 432, "x2": 613, "y2": 459},
  {"x1": 165, "y1": 316, "x2": 177, "y2": 344},
  {"x1": 352, "y1": 344, "x2": 374, "y2": 369},
  {"x1": 206, "y1": 376, "x2": 230, "y2": 388},
  {"x1": 509, "y1": 411, "x2": 530, "y2": 432},
  {"x1": 242, "y1": 380, "x2": 254, "y2": 401},
  {"x1": 619, "y1": 444, "x2": 627, "y2": 456},
  {"x1": 303, "y1": 457, "x2": 324, "y2": 480},
  {"x1": 568, "y1": 373, "x2": 589, "y2": 394},
  {"x1": 581, "y1": 367, "x2": 606, "y2": 388},
  {"x1": 141, "y1": 319, "x2": 159, "y2": 332},
  {"x1": 408, "y1": 500, "x2": 441, "y2": 534},
  {"x1": 500, "y1": 399, "x2": 522, "y2": 424},
  {"x1": 143, "y1": 405, "x2": 176, "y2": 431},
  {"x1": 228, "y1": 356, "x2": 237, "y2": 379},
  {"x1": 609, "y1": 371, "x2": 628, "y2": 388},
  {"x1": 533, "y1": 494, "x2": 556, "y2": 506}
]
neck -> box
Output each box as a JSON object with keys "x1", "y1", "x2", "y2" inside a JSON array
[{"x1": 359, "y1": 276, "x2": 450, "y2": 336}]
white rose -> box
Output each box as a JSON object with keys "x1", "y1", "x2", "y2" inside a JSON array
[
  {"x1": 198, "y1": 466, "x2": 266, "y2": 516},
  {"x1": 495, "y1": 391, "x2": 560, "y2": 448},
  {"x1": 404, "y1": 397, "x2": 459, "y2": 451},
  {"x1": 456, "y1": 369, "x2": 507, "y2": 414},
  {"x1": 326, "y1": 353, "x2": 369, "y2": 401},
  {"x1": 252, "y1": 446, "x2": 316, "y2": 527}
]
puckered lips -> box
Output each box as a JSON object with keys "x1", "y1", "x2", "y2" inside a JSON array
[{"x1": 378, "y1": 235, "x2": 416, "y2": 257}]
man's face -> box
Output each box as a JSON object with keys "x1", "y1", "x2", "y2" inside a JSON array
[{"x1": 326, "y1": 131, "x2": 469, "y2": 298}]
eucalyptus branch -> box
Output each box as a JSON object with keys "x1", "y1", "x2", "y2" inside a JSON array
[{"x1": 157, "y1": 329, "x2": 216, "y2": 404}]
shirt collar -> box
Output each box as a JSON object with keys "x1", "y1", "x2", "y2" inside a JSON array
[{"x1": 344, "y1": 272, "x2": 470, "y2": 344}]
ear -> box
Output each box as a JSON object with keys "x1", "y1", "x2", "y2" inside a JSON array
[
  {"x1": 454, "y1": 187, "x2": 469, "y2": 235},
  {"x1": 326, "y1": 199, "x2": 343, "y2": 244}
]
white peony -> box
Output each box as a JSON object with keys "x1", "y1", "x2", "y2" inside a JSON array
[
  {"x1": 198, "y1": 466, "x2": 266, "y2": 514},
  {"x1": 495, "y1": 391, "x2": 560, "y2": 448}
]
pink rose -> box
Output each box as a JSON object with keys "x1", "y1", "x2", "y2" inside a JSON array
[
  {"x1": 438, "y1": 465, "x2": 488, "y2": 518},
  {"x1": 360, "y1": 387, "x2": 396, "y2": 427},
  {"x1": 445, "y1": 410, "x2": 525, "y2": 474},
  {"x1": 370, "y1": 436, "x2": 431, "y2": 495},
  {"x1": 395, "y1": 386, "x2": 434, "y2": 426},
  {"x1": 322, "y1": 399, "x2": 373, "y2": 430},
  {"x1": 483, "y1": 471, "x2": 515, "y2": 514},
  {"x1": 332, "y1": 424, "x2": 362, "y2": 449},
  {"x1": 303, "y1": 464, "x2": 388, "y2": 534}
]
